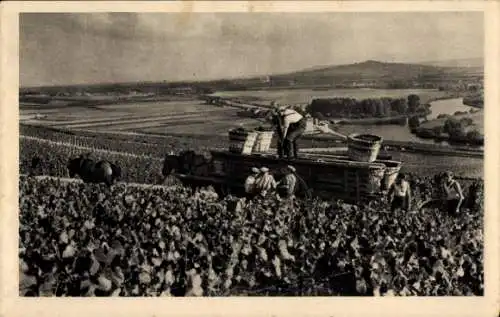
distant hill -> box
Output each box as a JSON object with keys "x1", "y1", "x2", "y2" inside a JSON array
[
  {"x1": 270, "y1": 60, "x2": 482, "y2": 82},
  {"x1": 21, "y1": 60, "x2": 484, "y2": 93},
  {"x1": 214, "y1": 60, "x2": 484, "y2": 90},
  {"x1": 420, "y1": 57, "x2": 483, "y2": 69}
]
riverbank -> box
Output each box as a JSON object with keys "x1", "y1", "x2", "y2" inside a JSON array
[
  {"x1": 412, "y1": 108, "x2": 484, "y2": 146},
  {"x1": 335, "y1": 115, "x2": 408, "y2": 125}
]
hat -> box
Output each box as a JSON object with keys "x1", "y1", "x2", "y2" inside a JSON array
[
  {"x1": 277, "y1": 104, "x2": 288, "y2": 112},
  {"x1": 271, "y1": 100, "x2": 285, "y2": 110},
  {"x1": 287, "y1": 165, "x2": 296, "y2": 173},
  {"x1": 251, "y1": 167, "x2": 259, "y2": 173},
  {"x1": 260, "y1": 167, "x2": 269, "y2": 173}
]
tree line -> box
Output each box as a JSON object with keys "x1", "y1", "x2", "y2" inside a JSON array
[{"x1": 307, "y1": 94, "x2": 429, "y2": 119}]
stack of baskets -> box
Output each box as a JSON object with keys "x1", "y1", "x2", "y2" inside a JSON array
[
  {"x1": 347, "y1": 133, "x2": 383, "y2": 163},
  {"x1": 253, "y1": 131, "x2": 274, "y2": 152},
  {"x1": 228, "y1": 128, "x2": 258, "y2": 155}
]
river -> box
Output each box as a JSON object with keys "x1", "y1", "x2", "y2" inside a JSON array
[
  {"x1": 333, "y1": 97, "x2": 483, "y2": 177},
  {"x1": 335, "y1": 98, "x2": 477, "y2": 144},
  {"x1": 426, "y1": 98, "x2": 474, "y2": 120}
]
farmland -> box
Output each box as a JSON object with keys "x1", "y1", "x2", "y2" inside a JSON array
[
  {"x1": 20, "y1": 99, "x2": 264, "y2": 137},
  {"x1": 21, "y1": 88, "x2": 452, "y2": 137}
]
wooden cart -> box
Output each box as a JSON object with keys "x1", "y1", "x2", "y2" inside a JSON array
[{"x1": 171, "y1": 150, "x2": 401, "y2": 203}]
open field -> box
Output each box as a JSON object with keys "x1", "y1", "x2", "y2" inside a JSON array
[{"x1": 20, "y1": 99, "x2": 264, "y2": 136}]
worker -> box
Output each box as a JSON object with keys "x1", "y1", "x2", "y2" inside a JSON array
[
  {"x1": 244, "y1": 167, "x2": 260, "y2": 199},
  {"x1": 387, "y1": 173, "x2": 411, "y2": 213},
  {"x1": 442, "y1": 171, "x2": 464, "y2": 216},
  {"x1": 255, "y1": 167, "x2": 277, "y2": 198},
  {"x1": 268, "y1": 103, "x2": 285, "y2": 158},
  {"x1": 277, "y1": 165, "x2": 298, "y2": 199},
  {"x1": 272, "y1": 103, "x2": 307, "y2": 159}
]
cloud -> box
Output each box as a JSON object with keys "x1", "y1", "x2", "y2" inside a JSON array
[{"x1": 19, "y1": 12, "x2": 483, "y2": 87}]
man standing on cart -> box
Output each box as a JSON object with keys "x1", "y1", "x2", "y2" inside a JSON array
[{"x1": 271, "y1": 102, "x2": 307, "y2": 159}]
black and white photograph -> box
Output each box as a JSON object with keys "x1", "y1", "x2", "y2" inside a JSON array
[{"x1": 2, "y1": 1, "x2": 498, "y2": 312}]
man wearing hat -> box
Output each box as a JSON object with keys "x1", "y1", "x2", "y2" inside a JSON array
[
  {"x1": 272, "y1": 103, "x2": 307, "y2": 159},
  {"x1": 255, "y1": 166, "x2": 277, "y2": 197},
  {"x1": 277, "y1": 165, "x2": 298, "y2": 198},
  {"x1": 244, "y1": 167, "x2": 260, "y2": 199}
]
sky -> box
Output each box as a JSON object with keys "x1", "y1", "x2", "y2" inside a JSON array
[{"x1": 20, "y1": 12, "x2": 484, "y2": 87}]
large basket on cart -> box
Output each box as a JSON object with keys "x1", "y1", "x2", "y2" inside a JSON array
[
  {"x1": 228, "y1": 129, "x2": 258, "y2": 155},
  {"x1": 381, "y1": 160, "x2": 402, "y2": 191},
  {"x1": 253, "y1": 130, "x2": 274, "y2": 152},
  {"x1": 347, "y1": 133, "x2": 383, "y2": 163}
]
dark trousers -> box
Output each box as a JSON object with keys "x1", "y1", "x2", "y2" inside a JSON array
[
  {"x1": 276, "y1": 130, "x2": 285, "y2": 158},
  {"x1": 446, "y1": 198, "x2": 461, "y2": 216},
  {"x1": 391, "y1": 196, "x2": 408, "y2": 212},
  {"x1": 283, "y1": 118, "x2": 307, "y2": 159},
  {"x1": 277, "y1": 186, "x2": 293, "y2": 198}
]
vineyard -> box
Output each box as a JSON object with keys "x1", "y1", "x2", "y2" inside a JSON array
[
  {"x1": 19, "y1": 124, "x2": 484, "y2": 297},
  {"x1": 19, "y1": 175, "x2": 483, "y2": 297},
  {"x1": 21, "y1": 124, "x2": 484, "y2": 180}
]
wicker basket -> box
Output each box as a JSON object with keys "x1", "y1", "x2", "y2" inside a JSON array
[
  {"x1": 381, "y1": 161, "x2": 402, "y2": 191},
  {"x1": 228, "y1": 129, "x2": 258, "y2": 154},
  {"x1": 367, "y1": 166, "x2": 386, "y2": 194},
  {"x1": 253, "y1": 131, "x2": 274, "y2": 152},
  {"x1": 347, "y1": 134, "x2": 383, "y2": 162}
]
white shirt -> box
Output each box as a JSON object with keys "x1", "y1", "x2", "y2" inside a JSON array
[
  {"x1": 281, "y1": 109, "x2": 303, "y2": 126},
  {"x1": 255, "y1": 173, "x2": 277, "y2": 193},
  {"x1": 392, "y1": 180, "x2": 409, "y2": 197},
  {"x1": 244, "y1": 175, "x2": 257, "y2": 194},
  {"x1": 280, "y1": 109, "x2": 303, "y2": 137}
]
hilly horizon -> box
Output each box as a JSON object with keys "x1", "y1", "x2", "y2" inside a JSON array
[
  {"x1": 21, "y1": 58, "x2": 484, "y2": 91},
  {"x1": 263, "y1": 59, "x2": 482, "y2": 81},
  {"x1": 419, "y1": 57, "x2": 483, "y2": 68}
]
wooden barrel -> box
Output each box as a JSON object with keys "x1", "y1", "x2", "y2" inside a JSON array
[{"x1": 347, "y1": 134, "x2": 383, "y2": 162}]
